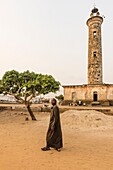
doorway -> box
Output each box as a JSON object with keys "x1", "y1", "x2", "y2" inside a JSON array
[{"x1": 93, "y1": 91, "x2": 98, "y2": 101}]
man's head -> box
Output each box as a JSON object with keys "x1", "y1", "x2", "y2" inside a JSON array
[{"x1": 51, "y1": 98, "x2": 57, "y2": 106}]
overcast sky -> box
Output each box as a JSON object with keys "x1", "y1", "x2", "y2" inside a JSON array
[{"x1": 0, "y1": 0, "x2": 113, "y2": 85}]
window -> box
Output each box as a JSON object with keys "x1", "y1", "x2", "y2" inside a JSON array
[
  {"x1": 93, "y1": 31, "x2": 97, "y2": 38},
  {"x1": 93, "y1": 51, "x2": 96, "y2": 57}
]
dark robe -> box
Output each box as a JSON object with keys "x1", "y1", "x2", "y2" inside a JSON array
[{"x1": 46, "y1": 105, "x2": 63, "y2": 149}]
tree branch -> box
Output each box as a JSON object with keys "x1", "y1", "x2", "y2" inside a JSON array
[
  {"x1": 28, "y1": 94, "x2": 33, "y2": 102},
  {"x1": 14, "y1": 94, "x2": 24, "y2": 103}
]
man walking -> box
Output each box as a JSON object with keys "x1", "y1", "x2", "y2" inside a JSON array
[{"x1": 41, "y1": 98, "x2": 63, "y2": 152}]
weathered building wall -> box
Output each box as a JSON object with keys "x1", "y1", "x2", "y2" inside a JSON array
[
  {"x1": 63, "y1": 84, "x2": 113, "y2": 103},
  {"x1": 64, "y1": 85, "x2": 87, "y2": 101},
  {"x1": 85, "y1": 85, "x2": 107, "y2": 101},
  {"x1": 107, "y1": 85, "x2": 113, "y2": 100}
]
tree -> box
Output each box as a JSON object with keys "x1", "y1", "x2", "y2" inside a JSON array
[
  {"x1": 55, "y1": 94, "x2": 64, "y2": 102},
  {"x1": 0, "y1": 70, "x2": 60, "y2": 120}
]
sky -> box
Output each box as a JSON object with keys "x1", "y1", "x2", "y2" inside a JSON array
[{"x1": 0, "y1": 0, "x2": 113, "y2": 86}]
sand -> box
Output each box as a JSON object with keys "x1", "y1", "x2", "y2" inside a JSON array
[
  {"x1": 0, "y1": 109, "x2": 113, "y2": 170},
  {"x1": 62, "y1": 110, "x2": 113, "y2": 130}
]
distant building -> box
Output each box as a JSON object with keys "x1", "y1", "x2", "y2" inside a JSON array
[{"x1": 63, "y1": 7, "x2": 113, "y2": 106}]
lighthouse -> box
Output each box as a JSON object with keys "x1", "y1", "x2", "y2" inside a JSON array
[
  {"x1": 63, "y1": 7, "x2": 113, "y2": 106},
  {"x1": 86, "y1": 7, "x2": 103, "y2": 85}
]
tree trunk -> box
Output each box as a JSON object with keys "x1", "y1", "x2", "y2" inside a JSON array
[{"x1": 26, "y1": 105, "x2": 37, "y2": 121}]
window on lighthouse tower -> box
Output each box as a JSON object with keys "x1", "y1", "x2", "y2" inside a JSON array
[
  {"x1": 93, "y1": 51, "x2": 97, "y2": 57},
  {"x1": 93, "y1": 31, "x2": 97, "y2": 38}
]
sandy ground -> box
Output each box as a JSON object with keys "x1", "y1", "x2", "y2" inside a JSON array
[{"x1": 1, "y1": 109, "x2": 113, "y2": 170}]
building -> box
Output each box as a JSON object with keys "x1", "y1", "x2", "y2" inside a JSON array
[{"x1": 63, "y1": 7, "x2": 113, "y2": 106}]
